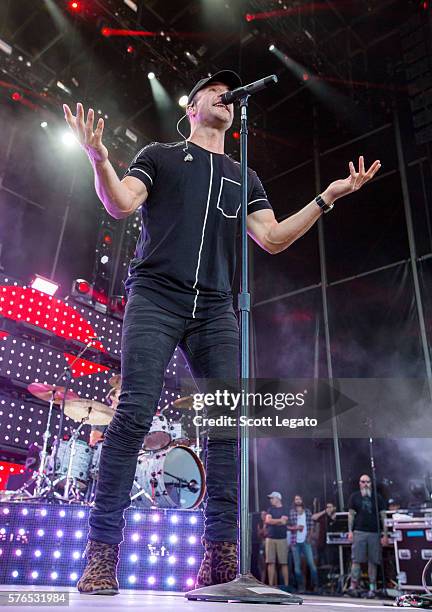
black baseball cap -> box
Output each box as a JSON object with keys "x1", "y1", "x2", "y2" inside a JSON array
[{"x1": 187, "y1": 69, "x2": 242, "y2": 105}]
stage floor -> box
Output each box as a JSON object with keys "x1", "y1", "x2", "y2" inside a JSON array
[{"x1": 0, "y1": 586, "x2": 396, "y2": 610}]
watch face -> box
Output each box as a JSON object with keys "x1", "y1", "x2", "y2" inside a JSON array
[{"x1": 315, "y1": 196, "x2": 324, "y2": 209}]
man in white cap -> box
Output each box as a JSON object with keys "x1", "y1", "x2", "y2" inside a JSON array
[{"x1": 265, "y1": 492, "x2": 289, "y2": 587}]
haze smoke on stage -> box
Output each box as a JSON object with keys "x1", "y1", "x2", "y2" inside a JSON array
[{"x1": 268, "y1": 45, "x2": 367, "y2": 131}]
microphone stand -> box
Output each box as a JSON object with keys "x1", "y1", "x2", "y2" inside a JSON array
[
  {"x1": 186, "y1": 82, "x2": 302, "y2": 604},
  {"x1": 367, "y1": 420, "x2": 387, "y2": 596}
]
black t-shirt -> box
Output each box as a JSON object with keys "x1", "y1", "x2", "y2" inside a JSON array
[
  {"x1": 123, "y1": 141, "x2": 272, "y2": 319},
  {"x1": 266, "y1": 506, "x2": 287, "y2": 539},
  {"x1": 348, "y1": 491, "x2": 386, "y2": 533},
  {"x1": 316, "y1": 512, "x2": 337, "y2": 548}
]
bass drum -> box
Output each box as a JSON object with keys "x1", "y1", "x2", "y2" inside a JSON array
[{"x1": 131, "y1": 445, "x2": 205, "y2": 509}]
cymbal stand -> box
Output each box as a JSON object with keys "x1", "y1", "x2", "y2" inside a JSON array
[
  {"x1": 33, "y1": 389, "x2": 62, "y2": 499},
  {"x1": 9, "y1": 388, "x2": 67, "y2": 502}
]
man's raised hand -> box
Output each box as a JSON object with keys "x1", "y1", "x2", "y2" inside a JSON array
[
  {"x1": 324, "y1": 155, "x2": 381, "y2": 204},
  {"x1": 63, "y1": 103, "x2": 108, "y2": 164}
]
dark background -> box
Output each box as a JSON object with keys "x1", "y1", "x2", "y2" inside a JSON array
[{"x1": 0, "y1": 0, "x2": 431, "y2": 512}]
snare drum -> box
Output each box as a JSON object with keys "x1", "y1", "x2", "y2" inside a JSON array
[{"x1": 143, "y1": 414, "x2": 171, "y2": 451}]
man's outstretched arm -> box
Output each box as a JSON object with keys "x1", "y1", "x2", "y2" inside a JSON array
[
  {"x1": 63, "y1": 103, "x2": 147, "y2": 219},
  {"x1": 247, "y1": 156, "x2": 381, "y2": 254}
]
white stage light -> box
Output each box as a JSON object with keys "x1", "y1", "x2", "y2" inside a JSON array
[
  {"x1": 61, "y1": 131, "x2": 78, "y2": 147},
  {"x1": 30, "y1": 275, "x2": 59, "y2": 296},
  {"x1": 178, "y1": 95, "x2": 188, "y2": 108},
  {"x1": 148, "y1": 72, "x2": 155, "y2": 80}
]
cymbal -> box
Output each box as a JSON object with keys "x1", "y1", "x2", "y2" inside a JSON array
[
  {"x1": 64, "y1": 398, "x2": 115, "y2": 425},
  {"x1": 108, "y1": 374, "x2": 121, "y2": 389},
  {"x1": 28, "y1": 382, "x2": 80, "y2": 404},
  {"x1": 172, "y1": 395, "x2": 194, "y2": 409}
]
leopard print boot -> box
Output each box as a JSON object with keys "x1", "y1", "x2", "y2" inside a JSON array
[
  {"x1": 77, "y1": 540, "x2": 119, "y2": 595},
  {"x1": 194, "y1": 538, "x2": 213, "y2": 588},
  {"x1": 195, "y1": 539, "x2": 238, "y2": 588},
  {"x1": 210, "y1": 541, "x2": 238, "y2": 584}
]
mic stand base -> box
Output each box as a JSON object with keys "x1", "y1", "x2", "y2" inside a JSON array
[{"x1": 185, "y1": 573, "x2": 303, "y2": 604}]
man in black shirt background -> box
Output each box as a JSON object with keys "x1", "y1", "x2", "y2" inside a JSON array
[
  {"x1": 63, "y1": 70, "x2": 381, "y2": 595},
  {"x1": 265, "y1": 492, "x2": 289, "y2": 587},
  {"x1": 312, "y1": 501, "x2": 338, "y2": 568},
  {"x1": 348, "y1": 474, "x2": 388, "y2": 598}
]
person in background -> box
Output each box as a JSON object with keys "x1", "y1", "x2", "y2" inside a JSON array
[
  {"x1": 88, "y1": 386, "x2": 120, "y2": 448},
  {"x1": 348, "y1": 474, "x2": 388, "y2": 598},
  {"x1": 257, "y1": 510, "x2": 268, "y2": 583},
  {"x1": 388, "y1": 498, "x2": 401, "y2": 513},
  {"x1": 288, "y1": 495, "x2": 319, "y2": 593},
  {"x1": 265, "y1": 492, "x2": 289, "y2": 587},
  {"x1": 312, "y1": 501, "x2": 338, "y2": 567}
]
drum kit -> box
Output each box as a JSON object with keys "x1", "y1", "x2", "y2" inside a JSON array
[{"x1": 7, "y1": 376, "x2": 205, "y2": 510}]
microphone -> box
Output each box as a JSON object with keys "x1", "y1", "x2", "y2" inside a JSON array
[{"x1": 220, "y1": 74, "x2": 278, "y2": 105}]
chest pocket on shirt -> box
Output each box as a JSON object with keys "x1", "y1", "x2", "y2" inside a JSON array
[{"x1": 216, "y1": 177, "x2": 241, "y2": 219}]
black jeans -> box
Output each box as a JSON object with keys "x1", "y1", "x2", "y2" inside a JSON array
[{"x1": 89, "y1": 291, "x2": 239, "y2": 544}]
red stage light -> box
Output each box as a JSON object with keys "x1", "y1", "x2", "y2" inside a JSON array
[
  {"x1": 101, "y1": 27, "x2": 110, "y2": 36},
  {"x1": 127, "y1": 45, "x2": 135, "y2": 54},
  {"x1": 11, "y1": 92, "x2": 22, "y2": 101},
  {"x1": 0, "y1": 461, "x2": 25, "y2": 490},
  {"x1": 0, "y1": 285, "x2": 106, "y2": 352},
  {"x1": 69, "y1": 1, "x2": 81, "y2": 11},
  {"x1": 245, "y1": 13, "x2": 254, "y2": 22},
  {"x1": 302, "y1": 73, "x2": 310, "y2": 81},
  {"x1": 232, "y1": 131, "x2": 240, "y2": 140},
  {"x1": 77, "y1": 280, "x2": 91, "y2": 294}
]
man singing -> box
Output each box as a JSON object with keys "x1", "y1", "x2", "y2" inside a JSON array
[{"x1": 63, "y1": 70, "x2": 380, "y2": 595}]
